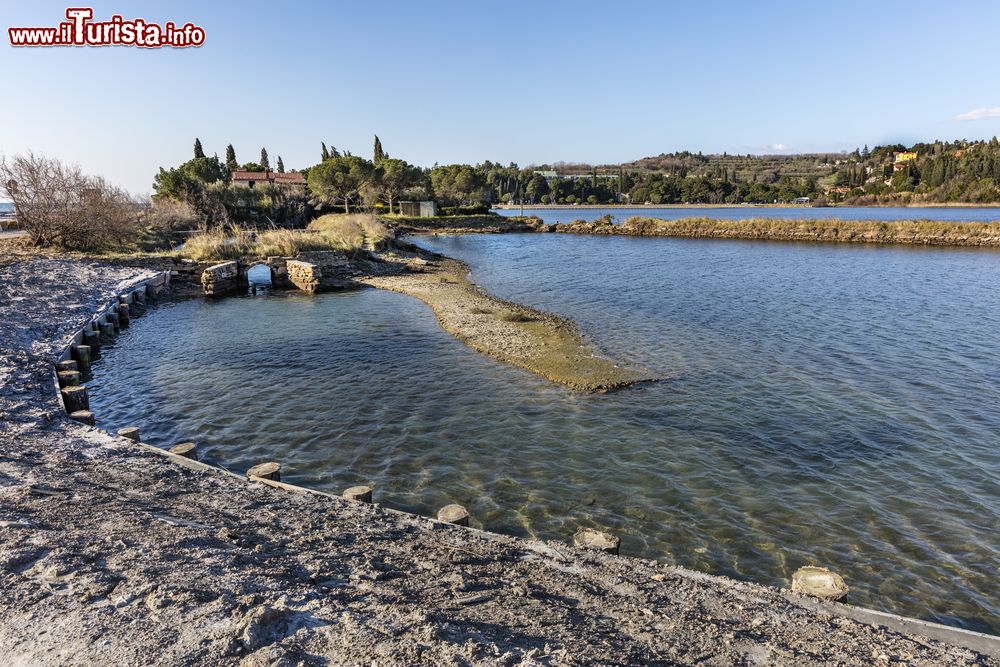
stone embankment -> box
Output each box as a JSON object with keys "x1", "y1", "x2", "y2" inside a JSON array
[
  {"x1": 2, "y1": 247, "x2": 999, "y2": 665},
  {"x1": 394, "y1": 213, "x2": 1000, "y2": 247},
  {"x1": 553, "y1": 216, "x2": 1000, "y2": 246}
]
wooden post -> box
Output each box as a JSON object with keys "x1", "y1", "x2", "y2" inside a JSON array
[
  {"x1": 117, "y1": 303, "x2": 130, "y2": 328},
  {"x1": 437, "y1": 504, "x2": 470, "y2": 526},
  {"x1": 247, "y1": 462, "x2": 280, "y2": 481},
  {"x1": 57, "y1": 360, "x2": 78, "y2": 372},
  {"x1": 69, "y1": 410, "x2": 95, "y2": 426},
  {"x1": 105, "y1": 312, "x2": 120, "y2": 334},
  {"x1": 343, "y1": 485, "x2": 373, "y2": 503},
  {"x1": 60, "y1": 385, "x2": 89, "y2": 413},
  {"x1": 130, "y1": 290, "x2": 146, "y2": 316},
  {"x1": 573, "y1": 527, "x2": 621, "y2": 555},
  {"x1": 71, "y1": 345, "x2": 92, "y2": 373},
  {"x1": 169, "y1": 442, "x2": 198, "y2": 460},
  {"x1": 117, "y1": 426, "x2": 140, "y2": 442},
  {"x1": 145, "y1": 283, "x2": 157, "y2": 301},
  {"x1": 82, "y1": 331, "x2": 102, "y2": 356},
  {"x1": 57, "y1": 370, "x2": 81, "y2": 388},
  {"x1": 99, "y1": 321, "x2": 115, "y2": 344}
]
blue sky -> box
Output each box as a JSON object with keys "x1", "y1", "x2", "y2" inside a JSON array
[{"x1": 2, "y1": 0, "x2": 1000, "y2": 195}]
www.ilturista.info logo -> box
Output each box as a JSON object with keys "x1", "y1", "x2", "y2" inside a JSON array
[{"x1": 8, "y1": 8, "x2": 205, "y2": 48}]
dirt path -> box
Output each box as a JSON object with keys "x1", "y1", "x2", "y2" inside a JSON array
[{"x1": 0, "y1": 248, "x2": 996, "y2": 665}]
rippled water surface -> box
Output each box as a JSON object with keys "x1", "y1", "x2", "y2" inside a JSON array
[
  {"x1": 89, "y1": 235, "x2": 1000, "y2": 633},
  {"x1": 495, "y1": 205, "x2": 1000, "y2": 224}
]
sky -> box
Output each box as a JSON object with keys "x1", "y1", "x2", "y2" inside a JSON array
[{"x1": 2, "y1": 0, "x2": 1000, "y2": 195}]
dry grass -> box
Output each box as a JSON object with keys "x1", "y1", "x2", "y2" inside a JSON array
[
  {"x1": 181, "y1": 225, "x2": 352, "y2": 261},
  {"x1": 307, "y1": 214, "x2": 391, "y2": 250},
  {"x1": 497, "y1": 310, "x2": 533, "y2": 322}
]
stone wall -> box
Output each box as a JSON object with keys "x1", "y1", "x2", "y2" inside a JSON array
[
  {"x1": 200, "y1": 261, "x2": 244, "y2": 297},
  {"x1": 286, "y1": 260, "x2": 321, "y2": 293}
]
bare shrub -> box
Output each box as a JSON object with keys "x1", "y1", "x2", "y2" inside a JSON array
[
  {"x1": 0, "y1": 152, "x2": 140, "y2": 251},
  {"x1": 145, "y1": 198, "x2": 199, "y2": 233}
]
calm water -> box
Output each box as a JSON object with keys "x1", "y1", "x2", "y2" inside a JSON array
[
  {"x1": 494, "y1": 205, "x2": 1000, "y2": 224},
  {"x1": 89, "y1": 235, "x2": 1000, "y2": 633}
]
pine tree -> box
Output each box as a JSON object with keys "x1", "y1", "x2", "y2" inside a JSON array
[
  {"x1": 331, "y1": 145, "x2": 340, "y2": 158},
  {"x1": 277, "y1": 156, "x2": 285, "y2": 173},
  {"x1": 194, "y1": 138, "x2": 205, "y2": 159},
  {"x1": 260, "y1": 148, "x2": 270, "y2": 171},
  {"x1": 321, "y1": 142, "x2": 329, "y2": 161},
  {"x1": 225, "y1": 144, "x2": 238, "y2": 171},
  {"x1": 374, "y1": 135, "x2": 385, "y2": 162}
]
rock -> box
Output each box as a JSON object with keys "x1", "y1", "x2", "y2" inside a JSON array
[
  {"x1": 573, "y1": 527, "x2": 620, "y2": 555},
  {"x1": 791, "y1": 566, "x2": 849, "y2": 601}
]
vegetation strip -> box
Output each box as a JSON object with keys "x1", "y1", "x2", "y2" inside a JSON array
[{"x1": 552, "y1": 216, "x2": 1000, "y2": 246}]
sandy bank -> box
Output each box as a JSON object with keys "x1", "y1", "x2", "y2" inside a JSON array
[
  {"x1": 1, "y1": 248, "x2": 998, "y2": 665},
  {"x1": 360, "y1": 249, "x2": 653, "y2": 392}
]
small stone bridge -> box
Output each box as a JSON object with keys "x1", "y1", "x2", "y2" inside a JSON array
[{"x1": 200, "y1": 251, "x2": 362, "y2": 296}]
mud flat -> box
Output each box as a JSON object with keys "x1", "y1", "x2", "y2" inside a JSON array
[
  {"x1": 1, "y1": 247, "x2": 999, "y2": 665},
  {"x1": 360, "y1": 250, "x2": 654, "y2": 392}
]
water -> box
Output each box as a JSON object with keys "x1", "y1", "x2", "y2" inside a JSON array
[
  {"x1": 495, "y1": 205, "x2": 1000, "y2": 224},
  {"x1": 88, "y1": 235, "x2": 1000, "y2": 634}
]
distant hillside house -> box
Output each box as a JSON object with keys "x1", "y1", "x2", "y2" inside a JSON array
[
  {"x1": 232, "y1": 170, "x2": 306, "y2": 189},
  {"x1": 398, "y1": 201, "x2": 437, "y2": 217},
  {"x1": 892, "y1": 152, "x2": 918, "y2": 172}
]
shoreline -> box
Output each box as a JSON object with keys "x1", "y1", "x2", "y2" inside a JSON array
[
  {"x1": 493, "y1": 202, "x2": 1000, "y2": 209},
  {"x1": 0, "y1": 248, "x2": 998, "y2": 663}
]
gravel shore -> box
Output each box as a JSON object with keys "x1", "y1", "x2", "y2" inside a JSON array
[{"x1": 0, "y1": 247, "x2": 996, "y2": 665}]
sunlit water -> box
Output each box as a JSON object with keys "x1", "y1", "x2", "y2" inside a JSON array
[
  {"x1": 495, "y1": 205, "x2": 1000, "y2": 224},
  {"x1": 89, "y1": 235, "x2": 1000, "y2": 633}
]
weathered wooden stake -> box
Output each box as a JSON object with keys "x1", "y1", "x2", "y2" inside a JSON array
[
  {"x1": 82, "y1": 330, "x2": 102, "y2": 356},
  {"x1": 69, "y1": 410, "x2": 95, "y2": 426},
  {"x1": 130, "y1": 290, "x2": 146, "y2": 316},
  {"x1": 145, "y1": 283, "x2": 157, "y2": 301},
  {"x1": 343, "y1": 485, "x2": 373, "y2": 503},
  {"x1": 105, "y1": 312, "x2": 120, "y2": 334},
  {"x1": 247, "y1": 462, "x2": 280, "y2": 481},
  {"x1": 169, "y1": 442, "x2": 198, "y2": 460},
  {"x1": 437, "y1": 504, "x2": 470, "y2": 526},
  {"x1": 573, "y1": 527, "x2": 621, "y2": 555},
  {"x1": 57, "y1": 370, "x2": 81, "y2": 388},
  {"x1": 99, "y1": 321, "x2": 115, "y2": 344},
  {"x1": 57, "y1": 360, "x2": 78, "y2": 372},
  {"x1": 117, "y1": 426, "x2": 140, "y2": 442},
  {"x1": 71, "y1": 345, "x2": 92, "y2": 373},
  {"x1": 117, "y1": 303, "x2": 130, "y2": 328},
  {"x1": 791, "y1": 566, "x2": 849, "y2": 601},
  {"x1": 60, "y1": 385, "x2": 89, "y2": 413}
]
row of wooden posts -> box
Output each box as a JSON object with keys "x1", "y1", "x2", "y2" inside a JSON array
[{"x1": 58, "y1": 282, "x2": 160, "y2": 428}]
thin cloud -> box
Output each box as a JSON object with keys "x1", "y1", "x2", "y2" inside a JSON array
[{"x1": 956, "y1": 107, "x2": 1000, "y2": 121}]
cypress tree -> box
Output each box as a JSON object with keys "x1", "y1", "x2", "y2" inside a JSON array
[
  {"x1": 374, "y1": 135, "x2": 385, "y2": 162},
  {"x1": 194, "y1": 138, "x2": 205, "y2": 159},
  {"x1": 277, "y1": 156, "x2": 285, "y2": 173},
  {"x1": 260, "y1": 148, "x2": 270, "y2": 171},
  {"x1": 321, "y1": 142, "x2": 329, "y2": 161},
  {"x1": 225, "y1": 144, "x2": 238, "y2": 171}
]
